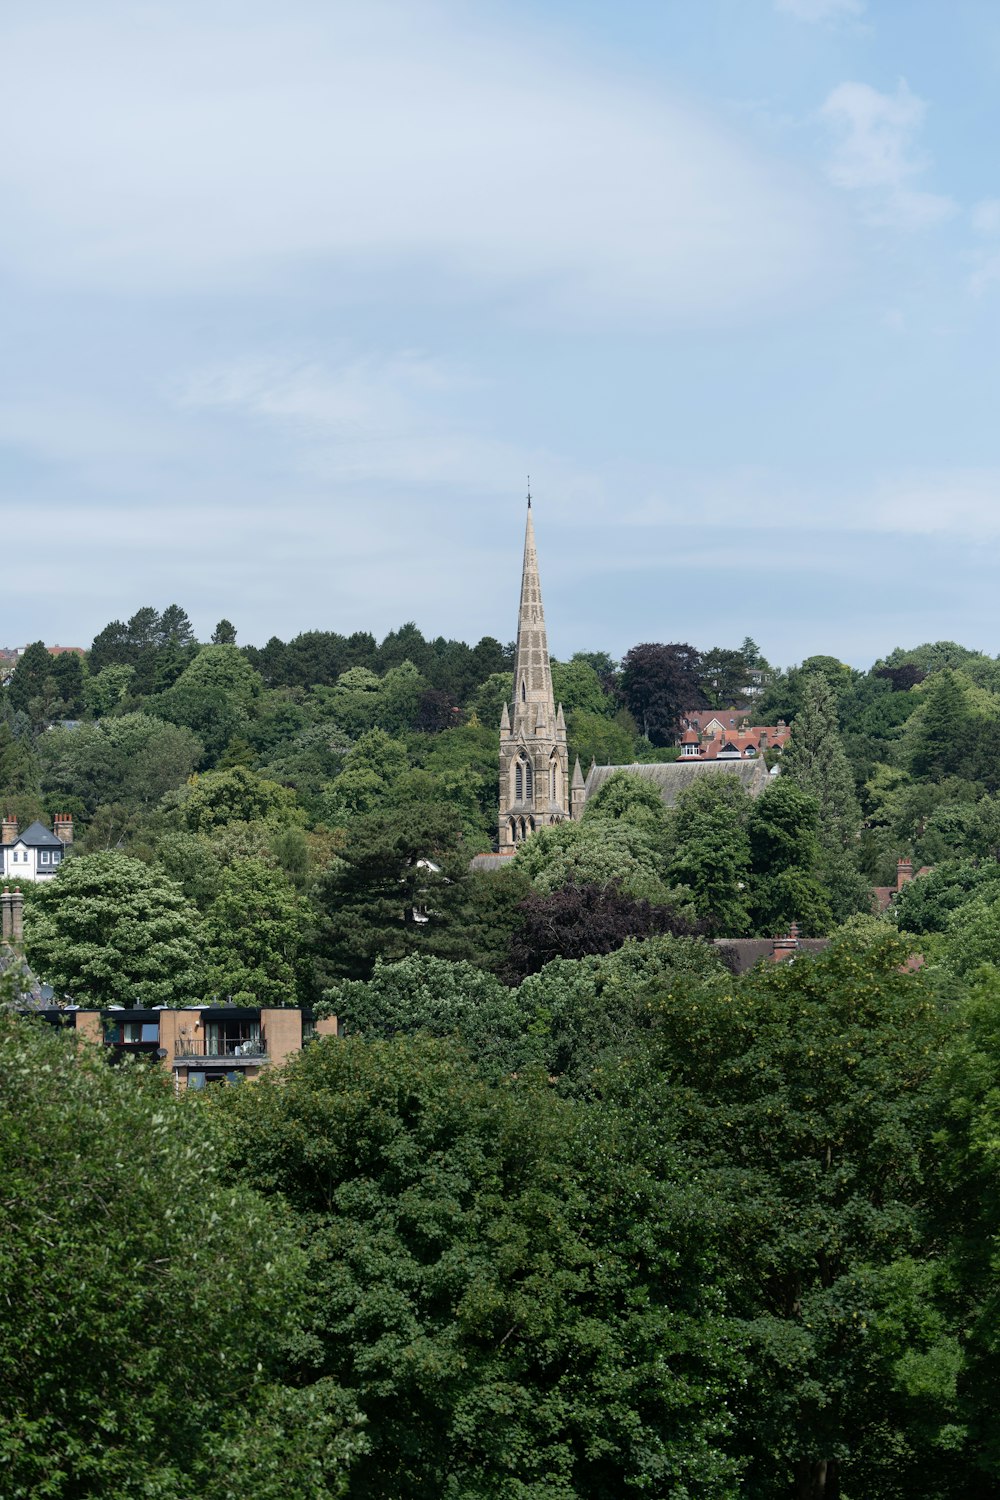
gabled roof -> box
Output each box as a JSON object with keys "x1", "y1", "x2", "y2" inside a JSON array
[
  {"x1": 583, "y1": 758, "x2": 771, "y2": 807},
  {"x1": 14, "y1": 821, "x2": 64, "y2": 849}
]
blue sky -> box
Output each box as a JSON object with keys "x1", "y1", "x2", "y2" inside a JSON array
[{"x1": 5, "y1": 0, "x2": 1000, "y2": 666}]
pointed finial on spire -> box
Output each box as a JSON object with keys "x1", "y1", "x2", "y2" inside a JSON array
[{"x1": 527, "y1": 474, "x2": 531, "y2": 510}]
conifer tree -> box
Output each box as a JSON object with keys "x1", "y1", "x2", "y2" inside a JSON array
[{"x1": 782, "y1": 673, "x2": 860, "y2": 852}]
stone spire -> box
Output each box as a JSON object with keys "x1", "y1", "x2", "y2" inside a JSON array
[
  {"x1": 510, "y1": 500, "x2": 557, "y2": 739},
  {"x1": 498, "y1": 497, "x2": 570, "y2": 849}
]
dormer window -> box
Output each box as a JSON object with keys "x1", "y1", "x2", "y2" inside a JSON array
[{"x1": 520, "y1": 679, "x2": 526, "y2": 703}]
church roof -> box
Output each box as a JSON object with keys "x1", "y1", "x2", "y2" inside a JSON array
[{"x1": 582, "y1": 758, "x2": 771, "y2": 806}]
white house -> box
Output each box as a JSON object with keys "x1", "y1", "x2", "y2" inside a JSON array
[{"x1": 0, "y1": 815, "x2": 73, "y2": 883}]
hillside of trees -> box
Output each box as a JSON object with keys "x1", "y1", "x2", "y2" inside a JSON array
[{"x1": 8, "y1": 612, "x2": 1000, "y2": 1494}]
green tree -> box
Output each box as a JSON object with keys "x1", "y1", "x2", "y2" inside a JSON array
[
  {"x1": 6, "y1": 641, "x2": 56, "y2": 726},
  {"x1": 83, "y1": 661, "x2": 136, "y2": 716},
  {"x1": 25, "y1": 852, "x2": 204, "y2": 1006},
  {"x1": 626, "y1": 920, "x2": 963, "y2": 1496},
  {"x1": 668, "y1": 775, "x2": 753, "y2": 933},
  {"x1": 169, "y1": 764, "x2": 305, "y2": 833},
  {"x1": 311, "y1": 805, "x2": 468, "y2": 983},
  {"x1": 323, "y1": 954, "x2": 529, "y2": 1076},
  {"x1": 38, "y1": 712, "x2": 202, "y2": 815},
  {"x1": 157, "y1": 603, "x2": 196, "y2": 647},
  {"x1": 747, "y1": 779, "x2": 833, "y2": 935},
  {"x1": 551, "y1": 657, "x2": 613, "y2": 717},
  {"x1": 203, "y1": 858, "x2": 308, "y2": 1005},
  {"x1": 515, "y1": 817, "x2": 674, "y2": 903},
  {"x1": 0, "y1": 1014, "x2": 357, "y2": 1500},
  {"x1": 783, "y1": 675, "x2": 861, "y2": 849},
  {"x1": 211, "y1": 617, "x2": 238, "y2": 644},
  {"x1": 217, "y1": 1033, "x2": 743, "y2": 1498},
  {"x1": 155, "y1": 644, "x2": 263, "y2": 762}
]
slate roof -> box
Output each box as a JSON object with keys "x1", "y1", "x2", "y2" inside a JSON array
[
  {"x1": 14, "y1": 821, "x2": 64, "y2": 848},
  {"x1": 582, "y1": 758, "x2": 771, "y2": 807},
  {"x1": 470, "y1": 851, "x2": 519, "y2": 872}
]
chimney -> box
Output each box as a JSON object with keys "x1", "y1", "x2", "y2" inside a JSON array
[
  {"x1": 772, "y1": 922, "x2": 800, "y2": 962},
  {"x1": 53, "y1": 813, "x2": 74, "y2": 846},
  {"x1": 897, "y1": 858, "x2": 913, "y2": 891},
  {"x1": 1, "y1": 815, "x2": 17, "y2": 846},
  {"x1": 11, "y1": 889, "x2": 23, "y2": 944},
  {"x1": 1, "y1": 891, "x2": 11, "y2": 942}
]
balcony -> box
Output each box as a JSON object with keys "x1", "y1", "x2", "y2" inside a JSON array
[{"x1": 173, "y1": 1037, "x2": 268, "y2": 1068}]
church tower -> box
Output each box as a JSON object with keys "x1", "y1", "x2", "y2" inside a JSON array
[{"x1": 498, "y1": 498, "x2": 570, "y2": 848}]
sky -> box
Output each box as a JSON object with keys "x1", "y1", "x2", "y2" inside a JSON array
[{"x1": 5, "y1": 0, "x2": 1000, "y2": 667}]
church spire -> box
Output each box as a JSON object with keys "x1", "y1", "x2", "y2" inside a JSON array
[
  {"x1": 511, "y1": 499, "x2": 557, "y2": 738},
  {"x1": 498, "y1": 495, "x2": 570, "y2": 849}
]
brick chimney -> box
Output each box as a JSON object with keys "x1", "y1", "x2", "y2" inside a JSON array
[
  {"x1": 1, "y1": 815, "x2": 16, "y2": 846},
  {"x1": 896, "y1": 858, "x2": 913, "y2": 891},
  {"x1": 772, "y1": 922, "x2": 800, "y2": 962},
  {"x1": 53, "y1": 813, "x2": 74, "y2": 846},
  {"x1": 11, "y1": 889, "x2": 23, "y2": 944}
]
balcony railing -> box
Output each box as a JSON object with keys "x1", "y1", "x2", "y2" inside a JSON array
[{"x1": 173, "y1": 1038, "x2": 267, "y2": 1060}]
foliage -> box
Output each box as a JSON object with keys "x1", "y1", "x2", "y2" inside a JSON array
[
  {"x1": 620, "y1": 641, "x2": 706, "y2": 745},
  {"x1": 668, "y1": 775, "x2": 753, "y2": 933},
  {"x1": 203, "y1": 858, "x2": 309, "y2": 1005},
  {"x1": 25, "y1": 852, "x2": 204, "y2": 1006},
  {"x1": 217, "y1": 1034, "x2": 744, "y2": 1498},
  {"x1": 38, "y1": 712, "x2": 203, "y2": 816},
  {"x1": 506, "y1": 878, "x2": 704, "y2": 982},
  {"x1": 0, "y1": 1015, "x2": 358, "y2": 1500},
  {"x1": 311, "y1": 805, "x2": 469, "y2": 983}
]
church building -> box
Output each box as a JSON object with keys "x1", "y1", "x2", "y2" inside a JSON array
[{"x1": 496, "y1": 502, "x2": 769, "y2": 850}]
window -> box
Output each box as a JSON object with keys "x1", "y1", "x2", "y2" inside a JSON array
[
  {"x1": 122, "y1": 1021, "x2": 159, "y2": 1044},
  {"x1": 520, "y1": 679, "x2": 526, "y2": 702},
  {"x1": 515, "y1": 762, "x2": 523, "y2": 800},
  {"x1": 204, "y1": 1020, "x2": 262, "y2": 1058},
  {"x1": 524, "y1": 762, "x2": 533, "y2": 800},
  {"x1": 39, "y1": 851, "x2": 49, "y2": 866}
]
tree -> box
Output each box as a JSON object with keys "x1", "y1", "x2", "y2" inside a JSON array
[
  {"x1": 25, "y1": 852, "x2": 204, "y2": 1006},
  {"x1": 311, "y1": 805, "x2": 468, "y2": 983},
  {"x1": 84, "y1": 662, "x2": 136, "y2": 717},
  {"x1": 157, "y1": 603, "x2": 195, "y2": 647},
  {"x1": 212, "y1": 618, "x2": 238, "y2": 644},
  {"x1": 782, "y1": 674, "x2": 870, "y2": 921},
  {"x1": 746, "y1": 779, "x2": 833, "y2": 935},
  {"x1": 203, "y1": 858, "x2": 308, "y2": 1005},
  {"x1": 903, "y1": 669, "x2": 983, "y2": 783},
  {"x1": 87, "y1": 618, "x2": 132, "y2": 672},
  {"x1": 515, "y1": 818, "x2": 674, "y2": 903},
  {"x1": 551, "y1": 658, "x2": 613, "y2": 717},
  {"x1": 217, "y1": 1033, "x2": 743, "y2": 1498},
  {"x1": 668, "y1": 775, "x2": 753, "y2": 934},
  {"x1": 626, "y1": 920, "x2": 963, "y2": 1496},
  {"x1": 620, "y1": 642, "x2": 707, "y2": 745},
  {"x1": 506, "y1": 878, "x2": 704, "y2": 982},
  {"x1": 783, "y1": 675, "x2": 861, "y2": 849},
  {"x1": 0, "y1": 1015, "x2": 356, "y2": 1500},
  {"x1": 47, "y1": 650, "x2": 85, "y2": 716},
  {"x1": 170, "y1": 764, "x2": 305, "y2": 833},
  {"x1": 38, "y1": 713, "x2": 202, "y2": 815},
  {"x1": 154, "y1": 644, "x2": 263, "y2": 762},
  {"x1": 323, "y1": 954, "x2": 529, "y2": 1076},
  {"x1": 6, "y1": 641, "x2": 54, "y2": 723}
]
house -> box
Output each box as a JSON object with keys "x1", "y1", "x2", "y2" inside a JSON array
[
  {"x1": 0, "y1": 815, "x2": 74, "y2": 883},
  {"x1": 678, "y1": 712, "x2": 791, "y2": 761},
  {"x1": 32, "y1": 1003, "x2": 338, "y2": 1089}
]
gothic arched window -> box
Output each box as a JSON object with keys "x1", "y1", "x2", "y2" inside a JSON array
[
  {"x1": 515, "y1": 762, "x2": 523, "y2": 801},
  {"x1": 524, "y1": 762, "x2": 533, "y2": 801}
]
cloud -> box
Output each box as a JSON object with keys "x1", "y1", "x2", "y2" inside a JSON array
[
  {"x1": 0, "y1": 1, "x2": 833, "y2": 324},
  {"x1": 774, "y1": 0, "x2": 864, "y2": 22},
  {"x1": 820, "y1": 79, "x2": 954, "y2": 228}
]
